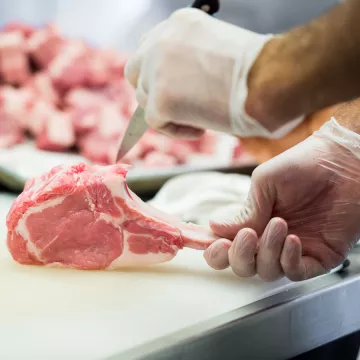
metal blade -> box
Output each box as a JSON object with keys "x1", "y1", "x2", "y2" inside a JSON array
[{"x1": 115, "y1": 106, "x2": 148, "y2": 162}]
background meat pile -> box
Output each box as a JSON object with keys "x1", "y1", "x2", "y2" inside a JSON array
[{"x1": 0, "y1": 22, "x2": 246, "y2": 168}]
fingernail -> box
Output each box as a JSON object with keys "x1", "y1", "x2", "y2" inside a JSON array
[
  {"x1": 207, "y1": 241, "x2": 225, "y2": 259},
  {"x1": 285, "y1": 236, "x2": 296, "y2": 255},
  {"x1": 204, "y1": 241, "x2": 230, "y2": 270},
  {"x1": 235, "y1": 229, "x2": 256, "y2": 253},
  {"x1": 270, "y1": 218, "x2": 286, "y2": 235}
]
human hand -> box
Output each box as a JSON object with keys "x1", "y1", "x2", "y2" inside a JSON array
[
  {"x1": 125, "y1": 8, "x2": 303, "y2": 139},
  {"x1": 204, "y1": 117, "x2": 360, "y2": 281},
  {"x1": 238, "y1": 105, "x2": 339, "y2": 164}
]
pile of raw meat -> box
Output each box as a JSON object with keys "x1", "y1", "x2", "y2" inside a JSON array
[
  {"x1": 0, "y1": 22, "x2": 245, "y2": 168},
  {"x1": 6, "y1": 162, "x2": 219, "y2": 269}
]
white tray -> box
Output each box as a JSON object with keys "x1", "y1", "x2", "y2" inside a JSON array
[{"x1": 0, "y1": 140, "x2": 257, "y2": 193}]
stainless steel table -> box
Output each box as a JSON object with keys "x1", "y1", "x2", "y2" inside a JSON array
[
  {"x1": 110, "y1": 248, "x2": 360, "y2": 360},
  {"x1": 1, "y1": 191, "x2": 359, "y2": 360}
]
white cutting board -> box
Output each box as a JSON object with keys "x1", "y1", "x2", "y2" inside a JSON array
[{"x1": 0, "y1": 193, "x2": 294, "y2": 360}]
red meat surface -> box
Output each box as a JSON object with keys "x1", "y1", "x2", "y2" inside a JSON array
[
  {"x1": 0, "y1": 112, "x2": 24, "y2": 147},
  {"x1": 26, "y1": 72, "x2": 60, "y2": 105},
  {"x1": 27, "y1": 24, "x2": 63, "y2": 68},
  {"x1": 0, "y1": 21, "x2": 244, "y2": 169},
  {"x1": 36, "y1": 110, "x2": 75, "y2": 151},
  {"x1": 6, "y1": 163, "x2": 218, "y2": 270},
  {"x1": 0, "y1": 31, "x2": 30, "y2": 85}
]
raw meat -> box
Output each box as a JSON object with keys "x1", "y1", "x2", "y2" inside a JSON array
[
  {"x1": 143, "y1": 152, "x2": 177, "y2": 168},
  {"x1": 85, "y1": 49, "x2": 110, "y2": 87},
  {"x1": 65, "y1": 88, "x2": 108, "y2": 133},
  {"x1": 0, "y1": 21, "x2": 244, "y2": 168},
  {"x1": 6, "y1": 163, "x2": 218, "y2": 270},
  {"x1": 0, "y1": 31, "x2": 30, "y2": 85},
  {"x1": 35, "y1": 110, "x2": 75, "y2": 151},
  {"x1": 27, "y1": 24, "x2": 63, "y2": 68},
  {"x1": 0, "y1": 86, "x2": 34, "y2": 128},
  {"x1": 77, "y1": 104, "x2": 128, "y2": 163},
  {"x1": 99, "y1": 49, "x2": 128, "y2": 79},
  {"x1": 0, "y1": 112, "x2": 23, "y2": 148},
  {"x1": 78, "y1": 131, "x2": 119, "y2": 165},
  {"x1": 102, "y1": 79, "x2": 137, "y2": 117},
  {"x1": 4, "y1": 22, "x2": 34, "y2": 38},
  {"x1": 27, "y1": 100, "x2": 55, "y2": 136},
  {"x1": 48, "y1": 40, "x2": 89, "y2": 90},
  {"x1": 26, "y1": 72, "x2": 60, "y2": 105}
]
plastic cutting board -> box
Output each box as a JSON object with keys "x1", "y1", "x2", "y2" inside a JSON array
[{"x1": 0, "y1": 193, "x2": 295, "y2": 360}]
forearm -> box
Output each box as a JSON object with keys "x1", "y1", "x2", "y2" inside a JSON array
[
  {"x1": 332, "y1": 98, "x2": 360, "y2": 134},
  {"x1": 246, "y1": 0, "x2": 360, "y2": 131}
]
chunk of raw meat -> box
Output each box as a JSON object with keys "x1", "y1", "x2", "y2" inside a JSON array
[
  {"x1": 69, "y1": 107, "x2": 99, "y2": 134},
  {"x1": 0, "y1": 20, "x2": 225, "y2": 169},
  {"x1": 99, "y1": 49, "x2": 128, "y2": 79},
  {"x1": 0, "y1": 86, "x2": 34, "y2": 128},
  {"x1": 65, "y1": 86, "x2": 133, "y2": 137},
  {"x1": 6, "y1": 163, "x2": 218, "y2": 270},
  {"x1": 78, "y1": 132, "x2": 118, "y2": 165},
  {"x1": 95, "y1": 103, "x2": 128, "y2": 138},
  {"x1": 26, "y1": 72, "x2": 60, "y2": 105},
  {"x1": 102, "y1": 79, "x2": 137, "y2": 117},
  {"x1": 0, "y1": 111, "x2": 24, "y2": 148},
  {"x1": 48, "y1": 40, "x2": 89, "y2": 90},
  {"x1": 27, "y1": 24, "x2": 63, "y2": 68},
  {"x1": 36, "y1": 110, "x2": 75, "y2": 151},
  {"x1": 194, "y1": 130, "x2": 218, "y2": 154},
  {"x1": 77, "y1": 103, "x2": 128, "y2": 163},
  {"x1": 85, "y1": 50, "x2": 110, "y2": 87},
  {"x1": 0, "y1": 31, "x2": 30, "y2": 85},
  {"x1": 143, "y1": 152, "x2": 178, "y2": 168},
  {"x1": 133, "y1": 131, "x2": 193, "y2": 164},
  {"x1": 4, "y1": 22, "x2": 35, "y2": 38},
  {"x1": 27, "y1": 100, "x2": 55, "y2": 136},
  {"x1": 64, "y1": 87, "x2": 107, "y2": 109}
]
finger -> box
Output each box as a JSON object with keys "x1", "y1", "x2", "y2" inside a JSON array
[
  {"x1": 159, "y1": 123, "x2": 204, "y2": 139},
  {"x1": 228, "y1": 228, "x2": 258, "y2": 277},
  {"x1": 139, "y1": 20, "x2": 167, "y2": 45},
  {"x1": 280, "y1": 235, "x2": 327, "y2": 281},
  {"x1": 126, "y1": 20, "x2": 168, "y2": 89},
  {"x1": 124, "y1": 52, "x2": 143, "y2": 89},
  {"x1": 257, "y1": 218, "x2": 288, "y2": 281},
  {"x1": 204, "y1": 239, "x2": 232, "y2": 270},
  {"x1": 210, "y1": 219, "x2": 242, "y2": 241},
  {"x1": 145, "y1": 90, "x2": 205, "y2": 138},
  {"x1": 210, "y1": 170, "x2": 275, "y2": 240},
  {"x1": 135, "y1": 82, "x2": 148, "y2": 109}
]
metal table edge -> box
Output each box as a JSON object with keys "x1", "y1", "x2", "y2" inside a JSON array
[{"x1": 107, "y1": 250, "x2": 360, "y2": 360}]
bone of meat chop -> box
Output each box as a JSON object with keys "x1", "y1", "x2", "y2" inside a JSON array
[{"x1": 6, "y1": 163, "x2": 219, "y2": 270}]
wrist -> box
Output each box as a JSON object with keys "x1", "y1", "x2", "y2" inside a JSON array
[
  {"x1": 319, "y1": 116, "x2": 360, "y2": 160},
  {"x1": 332, "y1": 101, "x2": 360, "y2": 135},
  {"x1": 230, "y1": 24, "x2": 331, "y2": 139},
  {"x1": 245, "y1": 36, "x2": 306, "y2": 131}
]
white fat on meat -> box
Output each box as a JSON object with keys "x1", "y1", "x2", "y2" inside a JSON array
[{"x1": 6, "y1": 163, "x2": 219, "y2": 270}]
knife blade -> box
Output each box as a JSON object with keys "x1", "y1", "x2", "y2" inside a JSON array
[
  {"x1": 115, "y1": 0, "x2": 220, "y2": 163},
  {"x1": 115, "y1": 106, "x2": 147, "y2": 162}
]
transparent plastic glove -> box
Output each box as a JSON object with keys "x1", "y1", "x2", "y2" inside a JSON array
[
  {"x1": 125, "y1": 8, "x2": 303, "y2": 139},
  {"x1": 204, "y1": 117, "x2": 360, "y2": 281}
]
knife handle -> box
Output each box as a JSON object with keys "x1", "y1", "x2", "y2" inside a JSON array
[{"x1": 191, "y1": 0, "x2": 220, "y2": 15}]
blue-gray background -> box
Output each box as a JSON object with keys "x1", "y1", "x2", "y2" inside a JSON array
[{"x1": 0, "y1": 0, "x2": 342, "y2": 50}]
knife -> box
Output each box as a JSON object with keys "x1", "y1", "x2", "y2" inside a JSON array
[{"x1": 115, "y1": 0, "x2": 220, "y2": 163}]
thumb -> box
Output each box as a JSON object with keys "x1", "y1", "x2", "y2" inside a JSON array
[
  {"x1": 159, "y1": 123, "x2": 204, "y2": 139},
  {"x1": 210, "y1": 173, "x2": 274, "y2": 239}
]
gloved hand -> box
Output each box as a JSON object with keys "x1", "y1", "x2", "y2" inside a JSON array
[
  {"x1": 125, "y1": 8, "x2": 303, "y2": 139},
  {"x1": 204, "y1": 117, "x2": 360, "y2": 281}
]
